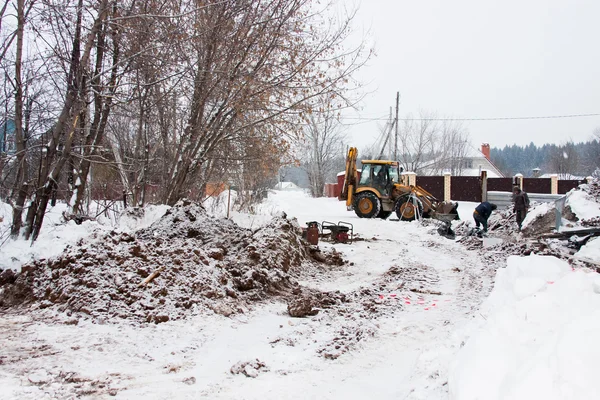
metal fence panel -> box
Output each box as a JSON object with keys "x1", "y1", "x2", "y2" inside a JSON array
[
  {"x1": 487, "y1": 177, "x2": 514, "y2": 192},
  {"x1": 523, "y1": 178, "x2": 551, "y2": 194},
  {"x1": 451, "y1": 176, "x2": 481, "y2": 202},
  {"x1": 416, "y1": 176, "x2": 444, "y2": 200},
  {"x1": 558, "y1": 179, "x2": 585, "y2": 194}
]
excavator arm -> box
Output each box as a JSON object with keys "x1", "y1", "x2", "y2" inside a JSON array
[{"x1": 340, "y1": 147, "x2": 358, "y2": 207}]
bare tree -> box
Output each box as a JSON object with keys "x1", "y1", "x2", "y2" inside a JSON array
[
  {"x1": 428, "y1": 120, "x2": 470, "y2": 175},
  {"x1": 23, "y1": 0, "x2": 111, "y2": 241},
  {"x1": 302, "y1": 100, "x2": 346, "y2": 197},
  {"x1": 581, "y1": 127, "x2": 600, "y2": 173},
  {"x1": 397, "y1": 111, "x2": 438, "y2": 174},
  {"x1": 159, "y1": 0, "x2": 369, "y2": 205},
  {"x1": 6, "y1": 0, "x2": 36, "y2": 237},
  {"x1": 394, "y1": 112, "x2": 470, "y2": 175},
  {"x1": 2, "y1": 0, "x2": 370, "y2": 241},
  {"x1": 547, "y1": 141, "x2": 580, "y2": 179},
  {"x1": 70, "y1": 1, "x2": 122, "y2": 216}
]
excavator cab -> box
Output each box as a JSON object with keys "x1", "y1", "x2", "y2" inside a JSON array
[{"x1": 358, "y1": 162, "x2": 399, "y2": 196}]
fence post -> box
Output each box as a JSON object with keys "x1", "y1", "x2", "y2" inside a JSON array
[
  {"x1": 443, "y1": 172, "x2": 451, "y2": 201},
  {"x1": 514, "y1": 173, "x2": 523, "y2": 190},
  {"x1": 555, "y1": 196, "x2": 566, "y2": 231},
  {"x1": 480, "y1": 170, "x2": 488, "y2": 202},
  {"x1": 550, "y1": 174, "x2": 558, "y2": 194},
  {"x1": 406, "y1": 172, "x2": 417, "y2": 187}
]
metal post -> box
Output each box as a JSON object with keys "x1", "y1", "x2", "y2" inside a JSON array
[
  {"x1": 481, "y1": 170, "x2": 488, "y2": 202},
  {"x1": 227, "y1": 185, "x2": 231, "y2": 219},
  {"x1": 555, "y1": 196, "x2": 566, "y2": 231}
]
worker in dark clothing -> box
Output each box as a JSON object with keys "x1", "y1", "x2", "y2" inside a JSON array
[
  {"x1": 375, "y1": 167, "x2": 388, "y2": 194},
  {"x1": 513, "y1": 188, "x2": 530, "y2": 231},
  {"x1": 473, "y1": 201, "x2": 497, "y2": 234},
  {"x1": 511, "y1": 185, "x2": 519, "y2": 202}
]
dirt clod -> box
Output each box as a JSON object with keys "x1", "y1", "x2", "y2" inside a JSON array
[
  {"x1": 230, "y1": 359, "x2": 268, "y2": 378},
  {"x1": 287, "y1": 296, "x2": 319, "y2": 317}
]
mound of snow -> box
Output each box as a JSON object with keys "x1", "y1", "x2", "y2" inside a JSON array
[
  {"x1": 449, "y1": 255, "x2": 600, "y2": 400},
  {"x1": 565, "y1": 189, "x2": 600, "y2": 221},
  {"x1": 575, "y1": 237, "x2": 600, "y2": 262},
  {"x1": 117, "y1": 204, "x2": 170, "y2": 233},
  {"x1": 0, "y1": 203, "x2": 104, "y2": 273}
]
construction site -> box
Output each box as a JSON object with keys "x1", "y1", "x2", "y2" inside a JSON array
[{"x1": 1, "y1": 171, "x2": 600, "y2": 398}]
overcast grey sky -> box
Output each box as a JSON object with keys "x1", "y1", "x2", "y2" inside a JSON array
[{"x1": 342, "y1": 0, "x2": 600, "y2": 151}]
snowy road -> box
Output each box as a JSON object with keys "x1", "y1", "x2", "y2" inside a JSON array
[{"x1": 0, "y1": 191, "x2": 494, "y2": 399}]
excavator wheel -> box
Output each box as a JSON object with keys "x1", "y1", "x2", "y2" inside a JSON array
[
  {"x1": 395, "y1": 196, "x2": 423, "y2": 221},
  {"x1": 354, "y1": 192, "x2": 381, "y2": 219},
  {"x1": 377, "y1": 209, "x2": 392, "y2": 219}
]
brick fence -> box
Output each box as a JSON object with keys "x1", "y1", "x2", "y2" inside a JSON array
[{"x1": 328, "y1": 173, "x2": 587, "y2": 202}]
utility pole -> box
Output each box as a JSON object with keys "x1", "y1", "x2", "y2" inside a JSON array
[
  {"x1": 388, "y1": 106, "x2": 392, "y2": 159},
  {"x1": 394, "y1": 92, "x2": 399, "y2": 161},
  {"x1": 377, "y1": 108, "x2": 394, "y2": 160}
]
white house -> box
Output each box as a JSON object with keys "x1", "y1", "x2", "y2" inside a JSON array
[
  {"x1": 417, "y1": 143, "x2": 504, "y2": 177},
  {"x1": 459, "y1": 143, "x2": 504, "y2": 177}
]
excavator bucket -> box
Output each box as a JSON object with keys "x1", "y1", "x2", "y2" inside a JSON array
[{"x1": 431, "y1": 201, "x2": 460, "y2": 222}]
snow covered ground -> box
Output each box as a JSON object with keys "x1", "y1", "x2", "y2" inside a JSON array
[{"x1": 1, "y1": 189, "x2": 600, "y2": 399}]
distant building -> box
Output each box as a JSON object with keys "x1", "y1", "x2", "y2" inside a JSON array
[
  {"x1": 459, "y1": 143, "x2": 504, "y2": 177},
  {"x1": 0, "y1": 118, "x2": 16, "y2": 154},
  {"x1": 419, "y1": 143, "x2": 504, "y2": 177},
  {"x1": 539, "y1": 173, "x2": 585, "y2": 180},
  {"x1": 274, "y1": 181, "x2": 303, "y2": 191}
]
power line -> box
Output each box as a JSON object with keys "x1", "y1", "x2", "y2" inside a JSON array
[{"x1": 341, "y1": 112, "x2": 600, "y2": 122}]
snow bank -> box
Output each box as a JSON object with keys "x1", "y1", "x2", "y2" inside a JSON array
[
  {"x1": 0, "y1": 203, "x2": 103, "y2": 273},
  {"x1": 116, "y1": 204, "x2": 170, "y2": 232},
  {"x1": 575, "y1": 237, "x2": 600, "y2": 263},
  {"x1": 202, "y1": 190, "x2": 238, "y2": 218},
  {"x1": 566, "y1": 189, "x2": 600, "y2": 220},
  {"x1": 449, "y1": 255, "x2": 600, "y2": 400},
  {"x1": 0, "y1": 202, "x2": 170, "y2": 273}
]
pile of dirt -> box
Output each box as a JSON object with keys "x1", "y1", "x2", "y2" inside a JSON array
[
  {"x1": 454, "y1": 192, "x2": 600, "y2": 271},
  {"x1": 580, "y1": 172, "x2": 600, "y2": 201},
  {"x1": 571, "y1": 176, "x2": 600, "y2": 226},
  {"x1": 453, "y1": 200, "x2": 568, "y2": 240},
  {"x1": 0, "y1": 268, "x2": 17, "y2": 286},
  {"x1": 0, "y1": 199, "x2": 338, "y2": 323}
]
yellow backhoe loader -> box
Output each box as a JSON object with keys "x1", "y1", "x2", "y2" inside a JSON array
[{"x1": 340, "y1": 147, "x2": 459, "y2": 221}]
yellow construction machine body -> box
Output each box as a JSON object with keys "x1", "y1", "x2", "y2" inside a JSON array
[{"x1": 339, "y1": 147, "x2": 459, "y2": 221}]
